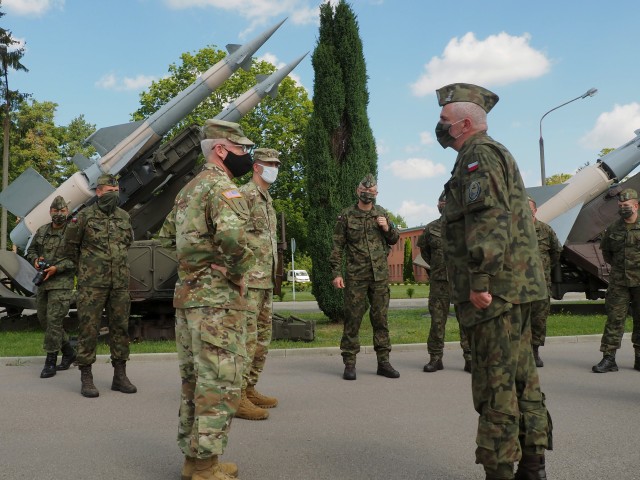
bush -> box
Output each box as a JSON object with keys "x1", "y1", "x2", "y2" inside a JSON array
[{"x1": 406, "y1": 287, "x2": 415, "y2": 299}]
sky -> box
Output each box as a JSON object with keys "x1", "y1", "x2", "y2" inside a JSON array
[{"x1": 4, "y1": 0, "x2": 640, "y2": 228}]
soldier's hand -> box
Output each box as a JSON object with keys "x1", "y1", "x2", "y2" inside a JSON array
[
  {"x1": 470, "y1": 290, "x2": 492, "y2": 309},
  {"x1": 43, "y1": 265, "x2": 57, "y2": 281},
  {"x1": 376, "y1": 216, "x2": 389, "y2": 232},
  {"x1": 34, "y1": 257, "x2": 44, "y2": 269},
  {"x1": 332, "y1": 276, "x2": 345, "y2": 289}
]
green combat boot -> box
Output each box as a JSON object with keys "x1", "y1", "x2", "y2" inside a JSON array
[
  {"x1": 57, "y1": 342, "x2": 76, "y2": 371},
  {"x1": 514, "y1": 454, "x2": 547, "y2": 479},
  {"x1": 423, "y1": 356, "x2": 443, "y2": 373},
  {"x1": 40, "y1": 352, "x2": 58, "y2": 378},
  {"x1": 79, "y1": 365, "x2": 99, "y2": 398},
  {"x1": 182, "y1": 456, "x2": 238, "y2": 480},
  {"x1": 592, "y1": 354, "x2": 618, "y2": 373},
  {"x1": 111, "y1": 360, "x2": 137, "y2": 393}
]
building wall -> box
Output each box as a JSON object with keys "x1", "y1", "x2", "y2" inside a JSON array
[{"x1": 387, "y1": 225, "x2": 428, "y2": 283}]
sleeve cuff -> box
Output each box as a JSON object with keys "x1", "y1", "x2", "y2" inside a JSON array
[{"x1": 470, "y1": 273, "x2": 490, "y2": 292}]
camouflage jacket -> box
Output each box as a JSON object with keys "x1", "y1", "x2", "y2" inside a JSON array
[
  {"x1": 600, "y1": 217, "x2": 640, "y2": 287},
  {"x1": 26, "y1": 222, "x2": 75, "y2": 290},
  {"x1": 417, "y1": 217, "x2": 448, "y2": 282},
  {"x1": 534, "y1": 219, "x2": 562, "y2": 293},
  {"x1": 164, "y1": 163, "x2": 255, "y2": 310},
  {"x1": 239, "y1": 180, "x2": 277, "y2": 290},
  {"x1": 443, "y1": 132, "x2": 546, "y2": 325},
  {"x1": 330, "y1": 203, "x2": 399, "y2": 282},
  {"x1": 64, "y1": 203, "x2": 133, "y2": 289}
]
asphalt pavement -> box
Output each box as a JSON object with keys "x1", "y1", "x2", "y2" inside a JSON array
[{"x1": 1, "y1": 334, "x2": 638, "y2": 480}]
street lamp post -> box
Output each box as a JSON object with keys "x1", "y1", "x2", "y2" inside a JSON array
[
  {"x1": 0, "y1": 44, "x2": 8, "y2": 251},
  {"x1": 539, "y1": 87, "x2": 598, "y2": 185}
]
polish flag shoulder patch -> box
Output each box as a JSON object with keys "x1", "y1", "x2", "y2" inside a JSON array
[{"x1": 467, "y1": 161, "x2": 479, "y2": 172}]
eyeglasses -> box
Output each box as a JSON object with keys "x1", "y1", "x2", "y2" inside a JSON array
[{"x1": 218, "y1": 143, "x2": 253, "y2": 155}]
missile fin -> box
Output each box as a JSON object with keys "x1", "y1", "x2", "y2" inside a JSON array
[
  {"x1": 71, "y1": 153, "x2": 94, "y2": 171},
  {"x1": 226, "y1": 44, "x2": 241, "y2": 54},
  {"x1": 548, "y1": 203, "x2": 583, "y2": 246},
  {"x1": 0, "y1": 167, "x2": 55, "y2": 217},
  {"x1": 255, "y1": 74, "x2": 268, "y2": 83},
  {"x1": 85, "y1": 120, "x2": 145, "y2": 156}
]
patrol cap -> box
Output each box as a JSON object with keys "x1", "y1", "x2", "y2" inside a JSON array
[
  {"x1": 201, "y1": 119, "x2": 254, "y2": 146},
  {"x1": 359, "y1": 173, "x2": 377, "y2": 189},
  {"x1": 253, "y1": 148, "x2": 281, "y2": 165},
  {"x1": 50, "y1": 195, "x2": 68, "y2": 210},
  {"x1": 435, "y1": 83, "x2": 499, "y2": 113},
  {"x1": 97, "y1": 174, "x2": 118, "y2": 187},
  {"x1": 618, "y1": 188, "x2": 638, "y2": 201}
]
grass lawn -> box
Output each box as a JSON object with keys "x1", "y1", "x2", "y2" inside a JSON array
[{"x1": 274, "y1": 283, "x2": 429, "y2": 302}]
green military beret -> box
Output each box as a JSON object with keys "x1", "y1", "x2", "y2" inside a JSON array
[
  {"x1": 619, "y1": 188, "x2": 638, "y2": 201},
  {"x1": 50, "y1": 195, "x2": 68, "y2": 210},
  {"x1": 201, "y1": 119, "x2": 254, "y2": 146},
  {"x1": 97, "y1": 174, "x2": 118, "y2": 187},
  {"x1": 359, "y1": 173, "x2": 377, "y2": 189},
  {"x1": 435, "y1": 83, "x2": 499, "y2": 113},
  {"x1": 253, "y1": 148, "x2": 281, "y2": 164}
]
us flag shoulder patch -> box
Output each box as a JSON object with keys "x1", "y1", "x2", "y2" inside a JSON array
[
  {"x1": 467, "y1": 161, "x2": 479, "y2": 172},
  {"x1": 222, "y1": 189, "x2": 242, "y2": 199}
]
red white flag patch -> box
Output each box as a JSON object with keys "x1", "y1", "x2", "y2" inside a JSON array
[{"x1": 467, "y1": 161, "x2": 479, "y2": 172}]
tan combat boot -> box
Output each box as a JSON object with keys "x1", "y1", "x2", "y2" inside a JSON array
[
  {"x1": 235, "y1": 389, "x2": 269, "y2": 420},
  {"x1": 245, "y1": 384, "x2": 278, "y2": 408},
  {"x1": 192, "y1": 456, "x2": 238, "y2": 480},
  {"x1": 181, "y1": 456, "x2": 238, "y2": 480}
]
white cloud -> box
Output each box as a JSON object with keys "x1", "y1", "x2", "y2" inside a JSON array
[
  {"x1": 398, "y1": 200, "x2": 439, "y2": 227},
  {"x1": 376, "y1": 139, "x2": 389, "y2": 156},
  {"x1": 411, "y1": 32, "x2": 551, "y2": 97},
  {"x1": 3, "y1": 0, "x2": 64, "y2": 16},
  {"x1": 580, "y1": 103, "x2": 640, "y2": 150},
  {"x1": 387, "y1": 157, "x2": 447, "y2": 180},
  {"x1": 95, "y1": 73, "x2": 157, "y2": 92},
  {"x1": 420, "y1": 131, "x2": 434, "y2": 145}
]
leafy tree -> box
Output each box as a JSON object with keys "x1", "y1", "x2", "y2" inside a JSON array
[
  {"x1": 306, "y1": 1, "x2": 377, "y2": 322},
  {"x1": 57, "y1": 114, "x2": 96, "y2": 181},
  {"x1": 132, "y1": 47, "x2": 312, "y2": 253},
  {"x1": 403, "y1": 238, "x2": 415, "y2": 283},
  {"x1": 387, "y1": 211, "x2": 407, "y2": 228},
  {"x1": 545, "y1": 173, "x2": 571, "y2": 185}
]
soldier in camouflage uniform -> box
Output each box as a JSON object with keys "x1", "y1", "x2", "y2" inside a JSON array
[
  {"x1": 159, "y1": 119, "x2": 255, "y2": 480},
  {"x1": 64, "y1": 174, "x2": 137, "y2": 398},
  {"x1": 330, "y1": 174, "x2": 401, "y2": 381},
  {"x1": 417, "y1": 191, "x2": 472, "y2": 373},
  {"x1": 26, "y1": 195, "x2": 76, "y2": 378},
  {"x1": 235, "y1": 148, "x2": 281, "y2": 421},
  {"x1": 528, "y1": 198, "x2": 562, "y2": 368},
  {"x1": 436, "y1": 83, "x2": 551, "y2": 480},
  {"x1": 592, "y1": 188, "x2": 640, "y2": 373}
]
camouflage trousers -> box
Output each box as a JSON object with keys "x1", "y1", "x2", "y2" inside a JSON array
[
  {"x1": 427, "y1": 280, "x2": 471, "y2": 360},
  {"x1": 601, "y1": 283, "x2": 640, "y2": 354},
  {"x1": 467, "y1": 303, "x2": 552, "y2": 478},
  {"x1": 36, "y1": 288, "x2": 73, "y2": 353},
  {"x1": 76, "y1": 287, "x2": 131, "y2": 366},
  {"x1": 176, "y1": 306, "x2": 246, "y2": 459},
  {"x1": 530, "y1": 297, "x2": 550, "y2": 347},
  {"x1": 243, "y1": 288, "x2": 273, "y2": 390},
  {"x1": 341, "y1": 278, "x2": 391, "y2": 365}
]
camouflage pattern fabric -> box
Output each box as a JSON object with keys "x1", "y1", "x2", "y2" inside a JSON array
[
  {"x1": 64, "y1": 202, "x2": 134, "y2": 366},
  {"x1": 26, "y1": 222, "x2": 75, "y2": 353},
  {"x1": 600, "y1": 283, "x2": 640, "y2": 354},
  {"x1": 243, "y1": 288, "x2": 273, "y2": 388},
  {"x1": 416, "y1": 218, "x2": 448, "y2": 281},
  {"x1": 442, "y1": 131, "x2": 550, "y2": 476},
  {"x1": 436, "y1": 83, "x2": 499, "y2": 113},
  {"x1": 175, "y1": 307, "x2": 244, "y2": 458},
  {"x1": 340, "y1": 278, "x2": 391, "y2": 364},
  {"x1": 530, "y1": 220, "x2": 562, "y2": 347},
  {"x1": 469, "y1": 303, "x2": 552, "y2": 478}
]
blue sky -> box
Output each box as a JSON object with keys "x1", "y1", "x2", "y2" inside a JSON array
[{"x1": 4, "y1": 0, "x2": 640, "y2": 227}]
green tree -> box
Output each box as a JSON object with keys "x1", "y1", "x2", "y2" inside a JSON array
[
  {"x1": 132, "y1": 46, "x2": 312, "y2": 253},
  {"x1": 403, "y1": 238, "x2": 415, "y2": 283},
  {"x1": 306, "y1": 1, "x2": 377, "y2": 322},
  {"x1": 57, "y1": 114, "x2": 96, "y2": 181},
  {"x1": 545, "y1": 173, "x2": 571, "y2": 185},
  {"x1": 387, "y1": 211, "x2": 407, "y2": 228}
]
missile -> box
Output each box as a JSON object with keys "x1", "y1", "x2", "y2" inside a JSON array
[
  {"x1": 529, "y1": 129, "x2": 640, "y2": 244},
  {"x1": 0, "y1": 19, "x2": 286, "y2": 250}
]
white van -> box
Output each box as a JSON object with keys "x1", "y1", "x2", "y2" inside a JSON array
[{"x1": 287, "y1": 270, "x2": 310, "y2": 283}]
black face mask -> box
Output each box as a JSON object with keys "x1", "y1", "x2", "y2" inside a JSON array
[
  {"x1": 619, "y1": 206, "x2": 634, "y2": 219},
  {"x1": 435, "y1": 119, "x2": 463, "y2": 149},
  {"x1": 97, "y1": 191, "x2": 119, "y2": 214},
  {"x1": 224, "y1": 150, "x2": 254, "y2": 178}
]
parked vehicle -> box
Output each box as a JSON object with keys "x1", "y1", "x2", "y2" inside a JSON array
[{"x1": 287, "y1": 270, "x2": 310, "y2": 283}]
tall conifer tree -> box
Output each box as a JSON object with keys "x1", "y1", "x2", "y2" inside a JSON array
[{"x1": 306, "y1": 1, "x2": 377, "y2": 321}]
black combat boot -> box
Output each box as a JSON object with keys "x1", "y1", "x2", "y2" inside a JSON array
[
  {"x1": 57, "y1": 342, "x2": 77, "y2": 371},
  {"x1": 377, "y1": 361, "x2": 400, "y2": 378},
  {"x1": 635, "y1": 355, "x2": 640, "y2": 372},
  {"x1": 40, "y1": 352, "x2": 58, "y2": 378},
  {"x1": 514, "y1": 454, "x2": 547, "y2": 480},
  {"x1": 343, "y1": 364, "x2": 356, "y2": 380},
  {"x1": 592, "y1": 354, "x2": 618, "y2": 373},
  {"x1": 533, "y1": 345, "x2": 544, "y2": 368},
  {"x1": 111, "y1": 360, "x2": 137, "y2": 393},
  {"x1": 79, "y1": 365, "x2": 99, "y2": 398},
  {"x1": 463, "y1": 358, "x2": 472, "y2": 373},
  {"x1": 423, "y1": 356, "x2": 443, "y2": 373}
]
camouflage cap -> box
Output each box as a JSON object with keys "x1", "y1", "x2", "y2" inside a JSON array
[
  {"x1": 201, "y1": 119, "x2": 254, "y2": 146},
  {"x1": 359, "y1": 173, "x2": 377, "y2": 188},
  {"x1": 435, "y1": 83, "x2": 499, "y2": 113},
  {"x1": 97, "y1": 174, "x2": 118, "y2": 187},
  {"x1": 253, "y1": 148, "x2": 281, "y2": 164},
  {"x1": 619, "y1": 188, "x2": 638, "y2": 201},
  {"x1": 50, "y1": 195, "x2": 68, "y2": 210}
]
